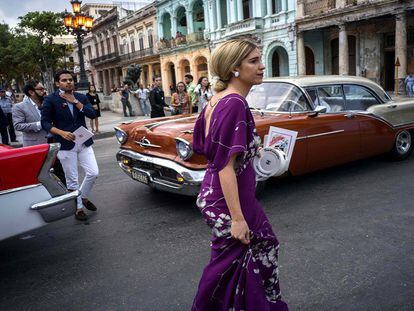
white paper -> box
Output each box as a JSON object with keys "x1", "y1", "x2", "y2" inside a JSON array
[
  {"x1": 265, "y1": 126, "x2": 298, "y2": 165},
  {"x1": 73, "y1": 126, "x2": 94, "y2": 145}
]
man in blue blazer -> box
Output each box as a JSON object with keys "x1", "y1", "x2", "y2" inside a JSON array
[{"x1": 41, "y1": 70, "x2": 99, "y2": 221}]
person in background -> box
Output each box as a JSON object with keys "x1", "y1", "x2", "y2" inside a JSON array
[
  {"x1": 13, "y1": 81, "x2": 47, "y2": 146},
  {"x1": 120, "y1": 83, "x2": 134, "y2": 117},
  {"x1": 149, "y1": 76, "x2": 167, "y2": 118},
  {"x1": 13, "y1": 80, "x2": 66, "y2": 186},
  {"x1": 170, "y1": 82, "x2": 189, "y2": 115},
  {"x1": 86, "y1": 85, "x2": 101, "y2": 133},
  {"x1": 184, "y1": 74, "x2": 197, "y2": 113},
  {"x1": 0, "y1": 105, "x2": 8, "y2": 143},
  {"x1": 135, "y1": 83, "x2": 150, "y2": 117},
  {"x1": 194, "y1": 76, "x2": 213, "y2": 112},
  {"x1": 0, "y1": 88, "x2": 17, "y2": 144},
  {"x1": 41, "y1": 70, "x2": 99, "y2": 221},
  {"x1": 405, "y1": 73, "x2": 414, "y2": 97}
]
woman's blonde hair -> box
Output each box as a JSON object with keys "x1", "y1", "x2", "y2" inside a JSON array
[{"x1": 210, "y1": 38, "x2": 259, "y2": 92}]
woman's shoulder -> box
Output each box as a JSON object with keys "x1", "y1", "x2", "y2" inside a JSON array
[{"x1": 217, "y1": 93, "x2": 248, "y2": 112}]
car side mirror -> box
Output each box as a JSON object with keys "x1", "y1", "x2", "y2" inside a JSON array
[{"x1": 308, "y1": 105, "x2": 327, "y2": 117}]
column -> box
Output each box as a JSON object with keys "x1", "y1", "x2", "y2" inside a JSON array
[
  {"x1": 281, "y1": 0, "x2": 287, "y2": 11},
  {"x1": 297, "y1": 0, "x2": 304, "y2": 18},
  {"x1": 210, "y1": 1, "x2": 217, "y2": 31},
  {"x1": 148, "y1": 63, "x2": 154, "y2": 86},
  {"x1": 172, "y1": 15, "x2": 177, "y2": 36},
  {"x1": 228, "y1": 0, "x2": 235, "y2": 23},
  {"x1": 338, "y1": 24, "x2": 349, "y2": 75},
  {"x1": 266, "y1": 0, "x2": 272, "y2": 15},
  {"x1": 187, "y1": 10, "x2": 194, "y2": 33},
  {"x1": 204, "y1": 4, "x2": 210, "y2": 32},
  {"x1": 297, "y1": 32, "x2": 306, "y2": 75},
  {"x1": 237, "y1": 0, "x2": 243, "y2": 21},
  {"x1": 216, "y1": 0, "x2": 222, "y2": 29},
  {"x1": 395, "y1": 11, "x2": 407, "y2": 94}
]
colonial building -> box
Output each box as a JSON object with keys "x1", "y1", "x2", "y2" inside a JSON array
[
  {"x1": 296, "y1": 0, "x2": 414, "y2": 93},
  {"x1": 118, "y1": 3, "x2": 161, "y2": 88},
  {"x1": 89, "y1": 7, "x2": 125, "y2": 95},
  {"x1": 156, "y1": 0, "x2": 210, "y2": 95},
  {"x1": 206, "y1": 0, "x2": 297, "y2": 77}
]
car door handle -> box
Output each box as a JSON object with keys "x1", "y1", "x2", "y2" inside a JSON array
[
  {"x1": 344, "y1": 113, "x2": 355, "y2": 119},
  {"x1": 387, "y1": 104, "x2": 397, "y2": 109}
]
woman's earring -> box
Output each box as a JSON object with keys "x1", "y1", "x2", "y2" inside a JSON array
[{"x1": 234, "y1": 71, "x2": 240, "y2": 78}]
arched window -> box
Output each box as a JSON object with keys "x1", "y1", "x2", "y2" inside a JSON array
[
  {"x1": 130, "y1": 36, "x2": 135, "y2": 53},
  {"x1": 138, "y1": 33, "x2": 144, "y2": 50}
]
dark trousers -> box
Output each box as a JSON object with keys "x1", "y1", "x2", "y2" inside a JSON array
[
  {"x1": 0, "y1": 126, "x2": 8, "y2": 144},
  {"x1": 151, "y1": 110, "x2": 165, "y2": 118},
  {"x1": 122, "y1": 100, "x2": 133, "y2": 117},
  {"x1": 1, "y1": 113, "x2": 16, "y2": 144}
]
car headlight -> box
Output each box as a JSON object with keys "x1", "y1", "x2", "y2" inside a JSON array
[
  {"x1": 114, "y1": 127, "x2": 128, "y2": 144},
  {"x1": 175, "y1": 138, "x2": 193, "y2": 161}
]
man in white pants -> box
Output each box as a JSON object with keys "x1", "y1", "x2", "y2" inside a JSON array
[{"x1": 41, "y1": 70, "x2": 99, "y2": 221}]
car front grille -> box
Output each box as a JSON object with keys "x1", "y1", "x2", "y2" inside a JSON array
[{"x1": 130, "y1": 158, "x2": 178, "y2": 182}]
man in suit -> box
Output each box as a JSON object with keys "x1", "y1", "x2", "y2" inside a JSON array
[
  {"x1": 13, "y1": 81, "x2": 66, "y2": 186},
  {"x1": 0, "y1": 88, "x2": 17, "y2": 144},
  {"x1": 13, "y1": 81, "x2": 48, "y2": 146},
  {"x1": 149, "y1": 76, "x2": 167, "y2": 118},
  {"x1": 41, "y1": 70, "x2": 99, "y2": 221}
]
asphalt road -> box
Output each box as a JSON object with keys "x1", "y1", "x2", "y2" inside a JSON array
[{"x1": 1, "y1": 137, "x2": 414, "y2": 311}]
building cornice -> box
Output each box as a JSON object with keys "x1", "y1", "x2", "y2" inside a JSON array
[{"x1": 296, "y1": 0, "x2": 414, "y2": 32}]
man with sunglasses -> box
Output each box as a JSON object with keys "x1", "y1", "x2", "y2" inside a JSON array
[{"x1": 13, "y1": 80, "x2": 48, "y2": 146}]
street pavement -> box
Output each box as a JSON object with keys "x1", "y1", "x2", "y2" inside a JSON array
[{"x1": 1, "y1": 135, "x2": 414, "y2": 310}]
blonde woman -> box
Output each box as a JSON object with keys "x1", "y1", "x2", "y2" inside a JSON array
[{"x1": 192, "y1": 39, "x2": 289, "y2": 310}]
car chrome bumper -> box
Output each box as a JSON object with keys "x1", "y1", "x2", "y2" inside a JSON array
[
  {"x1": 30, "y1": 190, "x2": 80, "y2": 223},
  {"x1": 116, "y1": 149, "x2": 205, "y2": 196}
]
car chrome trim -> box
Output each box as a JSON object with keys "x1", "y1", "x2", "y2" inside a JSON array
[
  {"x1": 144, "y1": 115, "x2": 197, "y2": 130},
  {"x1": 117, "y1": 149, "x2": 205, "y2": 183},
  {"x1": 30, "y1": 190, "x2": 80, "y2": 210},
  {"x1": 135, "y1": 138, "x2": 162, "y2": 148},
  {"x1": 37, "y1": 143, "x2": 66, "y2": 197},
  {"x1": 296, "y1": 130, "x2": 345, "y2": 141},
  {"x1": 0, "y1": 183, "x2": 41, "y2": 195}
]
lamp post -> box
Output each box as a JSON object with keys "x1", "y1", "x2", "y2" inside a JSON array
[{"x1": 63, "y1": 0, "x2": 94, "y2": 90}]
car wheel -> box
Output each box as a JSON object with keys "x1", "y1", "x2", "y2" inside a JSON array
[
  {"x1": 255, "y1": 180, "x2": 267, "y2": 197},
  {"x1": 389, "y1": 130, "x2": 413, "y2": 161}
]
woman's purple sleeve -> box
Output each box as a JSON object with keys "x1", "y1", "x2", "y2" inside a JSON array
[
  {"x1": 192, "y1": 113, "x2": 204, "y2": 155},
  {"x1": 211, "y1": 98, "x2": 248, "y2": 172}
]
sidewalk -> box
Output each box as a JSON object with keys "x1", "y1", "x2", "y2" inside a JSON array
[{"x1": 10, "y1": 110, "x2": 150, "y2": 148}]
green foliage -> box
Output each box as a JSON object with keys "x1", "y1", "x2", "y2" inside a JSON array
[{"x1": 0, "y1": 11, "x2": 68, "y2": 88}]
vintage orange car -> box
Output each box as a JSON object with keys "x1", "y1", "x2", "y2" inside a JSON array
[{"x1": 115, "y1": 76, "x2": 414, "y2": 196}]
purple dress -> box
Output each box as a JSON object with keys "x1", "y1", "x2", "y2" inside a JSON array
[{"x1": 192, "y1": 94, "x2": 288, "y2": 311}]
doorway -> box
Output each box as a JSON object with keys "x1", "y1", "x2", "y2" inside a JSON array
[{"x1": 384, "y1": 51, "x2": 395, "y2": 91}]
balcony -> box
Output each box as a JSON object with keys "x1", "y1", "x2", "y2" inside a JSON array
[
  {"x1": 90, "y1": 52, "x2": 120, "y2": 66},
  {"x1": 156, "y1": 31, "x2": 205, "y2": 51},
  {"x1": 224, "y1": 18, "x2": 263, "y2": 37},
  {"x1": 304, "y1": 0, "x2": 336, "y2": 16},
  {"x1": 119, "y1": 47, "x2": 156, "y2": 62}
]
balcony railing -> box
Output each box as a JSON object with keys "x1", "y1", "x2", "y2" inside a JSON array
[
  {"x1": 304, "y1": 0, "x2": 336, "y2": 16},
  {"x1": 225, "y1": 18, "x2": 263, "y2": 37},
  {"x1": 90, "y1": 52, "x2": 120, "y2": 65},
  {"x1": 156, "y1": 31, "x2": 205, "y2": 51},
  {"x1": 119, "y1": 47, "x2": 156, "y2": 62}
]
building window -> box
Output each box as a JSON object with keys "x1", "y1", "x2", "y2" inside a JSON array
[
  {"x1": 148, "y1": 30, "x2": 153, "y2": 48},
  {"x1": 272, "y1": 0, "x2": 282, "y2": 14},
  {"x1": 242, "y1": 0, "x2": 251, "y2": 19},
  {"x1": 131, "y1": 37, "x2": 135, "y2": 53},
  {"x1": 139, "y1": 36, "x2": 144, "y2": 50}
]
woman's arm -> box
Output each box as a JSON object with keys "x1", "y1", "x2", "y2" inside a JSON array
[{"x1": 219, "y1": 154, "x2": 250, "y2": 245}]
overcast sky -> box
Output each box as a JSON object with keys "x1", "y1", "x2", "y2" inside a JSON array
[{"x1": 0, "y1": 0, "x2": 114, "y2": 28}]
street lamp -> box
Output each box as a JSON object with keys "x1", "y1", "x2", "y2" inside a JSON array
[{"x1": 63, "y1": 0, "x2": 94, "y2": 90}]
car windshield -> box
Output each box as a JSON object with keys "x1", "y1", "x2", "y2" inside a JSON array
[{"x1": 246, "y1": 82, "x2": 312, "y2": 112}]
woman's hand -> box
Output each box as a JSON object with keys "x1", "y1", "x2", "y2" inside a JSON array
[{"x1": 231, "y1": 219, "x2": 251, "y2": 245}]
